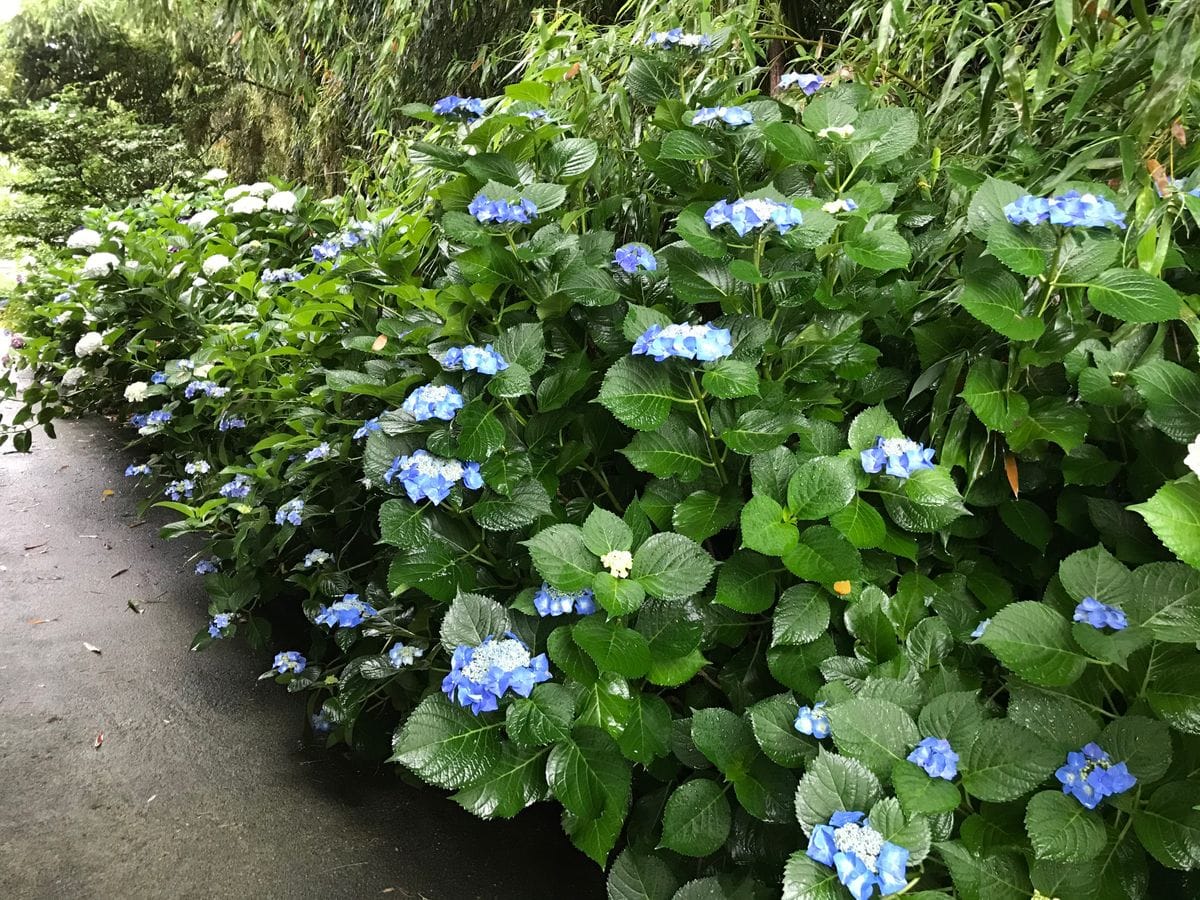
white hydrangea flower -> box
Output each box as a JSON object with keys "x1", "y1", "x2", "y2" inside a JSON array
[
  {"x1": 168, "y1": 262, "x2": 186, "y2": 279},
  {"x1": 124, "y1": 381, "x2": 149, "y2": 402},
  {"x1": 107, "y1": 221, "x2": 130, "y2": 234},
  {"x1": 61, "y1": 366, "x2": 86, "y2": 387},
  {"x1": 1186, "y1": 435, "x2": 1200, "y2": 477},
  {"x1": 202, "y1": 255, "x2": 231, "y2": 277},
  {"x1": 81, "y1": 252, "x2": 120, "y2": 279},
  {"x1": 54, "y1": 310, "x2": 73, "y2": 325},
  {"x1": 224, "y1": 185, "x2": 252, "y2": 201},
  {"x1": 817, "y1": 124, "x2": 855, "y2": 139},
  {"x1": 266, "y1": 190, "x2": 297, "y2": 213},
  {"x1": 202, "y1": 168, "x2": 229, "y2": 182},
  {"x1": 600, "y1": 549, "x2": 634, "y2": 579},
  {"x1": 67, "y1": 228, "x2": 102, "y2": 251},
  {"x1": 247, "y1": 181, "x2": 277, "y2": 197},
  {"x1": 74, "y1": 331, "x2": 104, "y2": 358},
  {"x1": 187, "y1": 209, "x2": 220, "y2": 230},
  {"x1": 229, "y1": 195, "x2": 266, "y2": 215},
  {"x1": 822, "y1": 199, "x2": 855, "y2": 214},
  {"x1": 193, "y1": 364, "x2": 214, "y2": 378}
]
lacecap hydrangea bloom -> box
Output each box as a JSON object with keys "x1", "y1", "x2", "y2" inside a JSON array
[
  {"x1": 468, "y1": 193, "x2": 537, "y2": 225},
  {"x1": 275, "y1": 498, "x2": 304, "y2": 526},
  {"x1": 312, "y1": 239, "x2": 341, "y2": 263},
  {"x1": 125, "y1": 463, "x2": 151, "y2": 477},
  {"x1": 66, "y1": 228, "x2": 102, "y2": 251},
  {"x1": 1004, "y1": 190, "x2": 1126, "y2": 229},
  {"x1": 1056, "y1": 742, "x2": 1136, "y2": 809},
  {"x1": 219, "y1": 474, "x2": 252, "y2": 499},
  {"x1": 272, "y1": 651, "x2": 306, "y2": 674},
  {"x1": 431, "y1": 95, "x2": 485, "y2": 119},
  {"x1": 533, "y1": 584, "x2": 597, "y2": 617},
  {"x1": 794, "y1": 702, "x2": 831, "y2": 739},
  {"x1": 164, "y1": 479, "x2": 195, "y2": 501},
  {"x1": 184, "y1": 460, "x2": 211, "y2": 476},
  {"x1": 402, "y1": 384, "x2": 464, "y2": 421},
  {"x1": 807, "y1": 810, "x2": 909, "y2": 900},
  {"x1": 443, "y1": 344, "x2": 508, "y2": 375},
  {"x1": 691, "y1": 105, "x2": 754, "y2": 127},
  {"x1": 1073, "y1": 596, "x2": 1128, "y2": 631},
  {"x1": 780, "y1": 72, "x2": 825, "y2": 95},
  {"x1": 195, "y1": 557, "x2": 219, "y2": 575},
  {"x1": 389, "y1": 643, "x2": 424, "y2": 668},
  {"x1": 907, "y1": 737, "x2": 959, "y2": 780},
  {"x1": 861, "y1": 436, "x2": 936, "y2": 479},
  {"x1": 705, "y1": 198, "x2": 803, "y2": 237},
  {"x1": 208, "y1": 613, "x2": 233, "y2": 638},
  {"x1": 633, "y1": 322, "x2": 733, "y2": 362},
  {"x1": 304, "y1": 442, "x2": 331, "y2": 462},
  {"x1": 302, "y1": 548, "x2": 332, "y2": 568},
  {"x1": 354, "y1": 417, "x2": 381, "y2": 440},
  {"x1": 146, "y1": 409, "x2": 172, "y2": 426},
  {"x1": 614, "y1": 243, "x2": 657, "y2": 273},
  {"x1": 184, "y1": 380, "x2": 228, "y2": 400},
  {"x1": 645, "y1": 28, "x2": 712, "y2": 50},
  {"x1": 383, "y1": 449, "x2": 483, "y2": 505},
  {"x1": 315, "y1": 594, "x2": 377, "y2": 629},
  {"x1": 442, "y1": 634, "x2": 552, "y2": 714}
]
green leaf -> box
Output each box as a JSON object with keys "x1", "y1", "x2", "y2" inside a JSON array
[
  {"x1": 632, "y1": 532, "x2": 715, "y2": 600},
  {"x1": 847, "y1": 405, "x2": 901, "y2": 451},
  {"x1": 1058, "y1": 544, "x2": 1132, "y2": 607},
  {"x1": 582, "y1": 506, "x2": 633, "y2": 557},
  {"x1": 781, "y1": 853, "x2": 844, "y2": 900},
  {"x1": 616, "y1": 692, "x2": 672, "y2": 764},
  {"x1": 702, "y1": 359, "x2": 760, "y2": 399},
  {"x1": 892, "y1": 759, "x2": 961, "y2": 815},
  {"x1": 673, "y1": 490, "x2": 738, "y2": 542},
  {"x1": 1025, "y1": 790, "x2": 1107, "y2": 862},
  {"x1": 782, "y1": 526, "x2": 862, "y2": 583},
  {"x1": 740, "y1": 494, "x2": 798, "y2": 557},
  {"x1": 622, "y1": 417, "x2": 708, "y2": 481},
  {"x1": 593, "y1": 571, "x2": 647, "y2": 616},
  {"x1": 980, "y1": 601, "x2": 1089, "y2": 686},
  {"x1": 961, "y1": 719, "x2": 1061, "y2": 802},
  {"x1": 378, "y1": 498, "x2": 431, "y2": 549},
  {"x1": 664, "y1": 246, "x2": 741, "y2": 306},
  {"x1": 1098, "y1": 715, "x2": 1172, "y2": 784},
  {"x1": 829, "y1": 497, "x2": 887, "y2": 549},
  {"x1": 827, "y1": 698, "x2": 920, "y2": 775},
  {"x1": 1127, "y1": 562, "x2": 1200, "y2": 643},
  {"x1": 1146, "y1": 657, "x2": 1200, "y2": 734},
  {"x1": 720, "y1": 409, "x2": 791, "y2": 454},
  {"x1": 802, "y1": 95, "x2": 857, "y2": 133},
  {"x1": 772, "y1": 585, "x2": 830, "y2": 646},
  {"x1": 546, "y1": 137, "x2": 599, "y2": 179},
  {"x1": 674, "y1": 204, "x2": 727, "y2": 258},
  {"x1": 937, "y1": 840, "x2": 1031, "y2": 900},
  {"x1": 573, "y1": 617, "x2": 652, "y2": 678},
  {"x1": 764, "y1": 121, "x2": 820, "y2": 164},
  {"x1": 692, "y1": 707, "x2": 758, "y2": 776},
  {"x1": 849, "y1": 107, "x2": 919, "y2": 166},
  {"x1": 506, "y1": 683, "x2": 576, "y2": 748},
  {"x1": 968, "y1": 177, "x2": 1026, "y2": 239},
  {"x1": 452, "y1": 743, "x2": 549, "y2": 818},
  {"x1": 456, "y1": 401, "x2": 504, "y2": 461},
  {"x1": 547, "y1": 727, "x2": 629, "y2": 820},
  {"x1": 845, "y1": 228, "x2": 911, "y2": 271},
  {"x1": 787, "y1": 456, "x2": 856, "y2": 519},
  {"x1": 607, "y1": 849, "x2": 679, "y2": 900},
  {"x1": 1007, "y1": 396, "x2": 1089, "y2": 452},
  {"x1": 750, "y1": 694, "x2": 816, "y2": 768},
  {"x1": 524, "y1": 524, "x2": 598, "y2": 591},
  {"x1": 960, "y1": 359, "x2": 1029, "y2": 432},
  {"x1": 1087, "y1": 267, "x2": 1179, "y2": 323},
  {"x1": 660, "y1": 130, "x2": 720, "y2": 161},
  {"x1": 1133, "y1": 781, "x2": 1200, "y2": 870},
  {"x1": 599, "y1": 356, "x2": 678, "y2": 430},
  {"x1": 660, "y1": 778, "x2": 731, "y2": 857},
  {"x1": 986, "y1": 220, "x2": 1053, "y2": 276},
  {"x1": 390, "y1": 694, "x2": 503, "y2": 789},
  {"x1": 1131, "y1": 479, "x2": 1200, "y2": 569},
  {"x1": 1131, "y1": 359, "x2": 1200, "y2": 442},
  {"x1": 520, "y1": 182, "x2": 566, "y2": 213},
  {"x1": 958, "y1": 258, "x2": 1045, "y2": 341},
  {"x1": 998, "y1": 500, "x2": 1051, "y2": 551},
  {"x1": 440, "y1": 590, "x2": 511, "y2": 651},
  {"x1": 492, "y1": 322, "x2": 546, "y2": 372},
  {"x1": 715, "y1": 550, "x2": 778, "y2": 613},
  {"x1": 472, "y1": 477, "x2": 553, "y2": 531},
  {"x1": 794, "y1": 750, "x2": 882, "y2": 831},
  {"x1": 626, "y1": 57, "x2": 675, "y2": 104}
]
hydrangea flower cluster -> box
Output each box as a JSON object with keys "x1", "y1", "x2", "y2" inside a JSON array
[
  {"x1": 315, "y1": 593, "x2": 377, "y2": 629},
  {"x1": 151, "y1": 371, "x2": 167, "y2": 384},
  {"x1": 632, "y1": 322, "x2": 733, "y2": 362},
  {"x1": 432, "y1": 95, "x2": 485, "y2": 120},
  {"x1": 794, "y1": 702, "x2": 831, "y2": 739},
  {"x1": 82, "y1": 252, "x2": 120, "y2": 279},
  {"x1": 860, "y1": 436, "x2": 936, "y2": 479},
  {"x1": 907, "y1": 737, "x2": 959, "y2": 780},
  {"x1": 262, "y1": 267, "x2": 303, "y2": 283},
  {"x1": 1004, "y1": 191, "x2": 1126, "y2": 229},
  {"x1": 600, "y1": 549, "x2": 633, "y2": 578},
  {"x1": 1073, "y1": 596, "x2": 1129, "y2": 631},
  {"x1": 124, "y1": 381, "x2": 149, "y2": 402},
  {"x1": 275, "y1": 498, "x2": 304, "y2": 526},
  {"x1": 302, "y1": 548, "x2": 332, "y2": 568},
  {"x1": 272, "y1": 651, "x2": 306, "y2": 674},
  {"x1": 822, "y1": 198, "x2": 859, "y2": 214},
  {"x1": 184, "y1": 460, "x2": 211, "y2": 475},
  {"x1": 443, "y1": 344, "x2": 508, "y2": 375},
  {"x1": 195, "y1": 557, "x2": 219, "y2": 575},
  {"x1": 402, "y1": 384, "x2": 464, "y2": 421},
  {"x1": 970, "y1": 618, "x2": 990, "y2": 639},
  {"x1": 818, "y1": 124, "x2": 855, "y2": 139},
  {"x1": 383, "y1": 450, "x2": 483, "y2": 505},
  {"x1": 468, "y1": 193, "x2": 537, "y2": 225},
  {"x1": 441, "y1": 634, "x2": 552, "y2": 714},
  {"x1": 304, "y1": 442, "x2": 331, "y2": 462},
  {"x1": 66, "y1": 228, "x2": 102, "y2": 251},
  {"x1": 354, "y1": 417, "x2": 381, "y2": 440},
  {"x1": 74, "y1": 331, "x2": 104, "y2": 357},
  {"x1": 645, "y1": 29, "x2": 712, "y2": 50},
  {"x1": 125, "y1": 463, "x2": 151, "y2": 477},
  {"x1": 389, "y1": 643, "x2": 424, "y2": 668},
  {"x1": 704, "y1": 198, "x2": 803, "y2": 237},
  {"x1": 164, "y1": 479, "x2": 195, "y2": 501},
  {"x1": 311, "y1": 711, "x2": 333, "y2": 734},
  {"x1": 1056, "y1": 743, "x2": 1136, "y2": 809},
  {"x1": 184, "y1": 380, "x2": 228, "y2": 400},
  {"x1": 807, "y1": 811, "x2": 909, "y2": 900},
  {"x1": 780, "y1": 72, "x2": 825, "y2": 95},
  {"x1": 218, "y1": 415, "x2": 246, "y2": 431},
  {"x1": 311, "y1": 239, "x2": 341, "y2": 263},
  {"x1": 614, "y1": 243, "x2": 657, "y2": 273},
  {"x1": 208, "y1": 613, "x2": 232, "y2": 638},
  {"x1": 533, "y1": 584, "x2": 597, "y2": 617},
  {"x1": 691, "y1": 106, "x2": 754, "y2": 127},
  {"x1": 219, "y1": 474, "x2": 252, "y2": 499},
  {"x1": 146, "y1": 409, "x2": 173, "y2": 427}
]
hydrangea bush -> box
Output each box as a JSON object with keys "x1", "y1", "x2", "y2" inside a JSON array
[{"x1": 4, "y1": 11, "x2": 1200, "y2": 900}]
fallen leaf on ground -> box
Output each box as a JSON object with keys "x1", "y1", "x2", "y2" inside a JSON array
[
  {"x1": 94, "y1": 732, "x2": 104, "y2": 749},
  {"x1": 24, "y1": 542, "x2": 47, "y2": 550},
  {"x1": 28, "y1": 617, "x2": 58, "y2": 626},
  {"x1": 101, "y1": 489, "x2": 115, "y2": 501},
  {"x1": 111, "y1": 568, "x2": 129, "y2": 579},
  {"x1": 127, "y1": 599, "x2": 144, "y2": 614},
  {"x1": 83, "y1": 642, "x2": 102, "y2": 655}
]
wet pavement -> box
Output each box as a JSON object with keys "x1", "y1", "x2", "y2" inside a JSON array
[{"x1": 0, "y1": 413, "x2": 605, "y2": 900}]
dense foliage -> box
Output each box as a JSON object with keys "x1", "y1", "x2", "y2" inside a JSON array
[{"x1": 5, "y1": 3, "x2": 1200, "y2": 899}]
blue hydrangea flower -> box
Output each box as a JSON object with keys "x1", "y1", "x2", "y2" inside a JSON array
[
  {"x1": 645, "y1": 29, "x2": 712, "y2": 51},
  {"x1": 780, "y1": 72, "x2": 825, "y2": 95},
  {"x1": 150, "y1": 371, "x2": 167, "y2": 384},
  {"x1": 184, "y1": 460, "x2": 211, "y2": 476},
  {"x1": 402, "y1": 384, "x2": 464, "y2": 421},
  {"x1": 262, "y1": 267, "x2": 303, "y2": 283},
  {"x1": 311, "y1": 239, "x2": 341, "y2": 263},
  {"x1": 443, "y1": 344, "x2": 508, "y2": 375},
  {"x1": 315, "y1": 593, "x2": 377, "y2": 629},
  {"x1": 704, "y1": 198, "x2": 803, "y2": 237},
  {"x1": 971, "y1": 618, "x2": 990, "y2": 639},
  {"x1": 129, "y1": 413, "x2": 149, "y2": 429},
  {"x1": 467, "y1": 193, "x2": 537, "y2": 225},
  {"x1": 146, "y1": 409, "x2": 173, "y2": 426},
  {"x1": 1004, "y1": 195, "x2": 1050, "y2": 225},
  {"x1": 389, "y1": 643, "x2": 424, "y2": 668},
  {"x1": 305, "y1": 442, "x2": 331, "y2": 462},
  {"x1": 614, "y1": 243, "x2": 657, "y2": 273},
  {"x1": 432, "y1": 95, "x2": 485, "y2": 119},
  {"x1": 383, "y1": 449, "x2": 484, "y2": 505},
  {"x1": 275, "y1": 498, "x2": 304, "y2": 526},
  {"x1": 442, "y1": 634, "x2": 552, "y2": 715},
  {"x1": 311, "y1": 711, "x2": 333, "y2": 734},
  {"x1": 164, "y1": 479, "x2": 195, "y2": 501},
  {"x1": 273, "y1": 651, "x2": 306, "y2": 674},
  {"x1": 195, "y1": 557, "x2": 219, "y2": 575},
  {"x1": 354, "y1": 417, "x2": 381, "y2": 440},
  {"x1": 185, "y1": 380, "x2": 228, "y2": 400},
  {"x1": 1005, "y1": 191, "x2": 1126, "y2": 229},
  {"x1": 691, "y1": 105, "x2": 754, "y2": 127},
  {"x1": 533, "y1": 583, "x2": 597, "y2": 617},
  {"x1": 302, "y1": 548, "x2": 332, "y2": 568},
  {"x1": 125, "y1": 463, "x2": 151, "y2": 477},
  {"x1": 518, "y1": 108, "x2": 550, "y2": 121},
  {"x1": 1073, "y1": 596, "x2": 1128, "y2": 631},
  {"x1": 219, "y1": 474, "x2": 252, "y2": 499},
  {"x1": 794, "y1": 702, "x2": 831, "y2": 739},
  {"x1": 208, "y1": 613, "x2": 233, "y2": 638},
  {"x1": 860, "y1": 436, "x2": 936, "y2": 479},
  {"x1": 1056, "y1": 743, "x2": 1137, "y2": 809},
  {"x1": 632, "y1": 322, "x2": 733, "y2": 362},
  {"x1": 218, "y1": 415, "x2": 246, "y2": 431},
  {"x1": 907, "y1": 737, "x2": 959, "y2": 780},
  {"x1": 806, "y1": 811, "x2": 909, "y2": 900}
]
